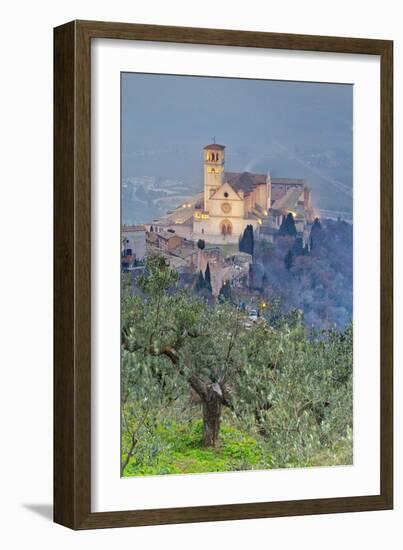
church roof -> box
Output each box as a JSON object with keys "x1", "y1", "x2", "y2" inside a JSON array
[
  {"x1": 204, "y1": 143, "x2": 225, "y2": 150},
  {"x1": 272, "y1": 187, "x2": 304, "y2": 210},
  {"x1": 271, "y1": 178, "x2": 305, "y2": 202},
  {"x1": 224, "y1": 171, "x2": 267, "y2": 195},
  {"x1": 193, "y1": 197, "x2": 204, "y2": 209},
  {"x1": 271, "y1": 177, "x2": 304, "y2": 185},
  {"x1": 122, "y1": 224, "x2": 146, "y2": 233}
]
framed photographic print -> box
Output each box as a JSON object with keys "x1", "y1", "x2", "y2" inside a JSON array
[{"x1": 54, "y1": 20, "x2": 393, "y2": 529}]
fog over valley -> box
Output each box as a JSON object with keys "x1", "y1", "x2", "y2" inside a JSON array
[{"x1": 122, "y1": 73, "x2": 353, "y2": 225}]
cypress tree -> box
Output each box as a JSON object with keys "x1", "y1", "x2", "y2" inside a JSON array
[
  {"x1": 205, "y1": 263, "x2": 212, "y2": 293},
  {"x1": 278, "y1": 216, "x2": 286, "y2": 236},
  {"x1": 239, "y1": 224, "x2": 254, "y2": 255},
  {"x1": 309, "y1": 217, "x2": 322, "y2": 250},
  {"x1": 279, "y1": 213, "x2": 297, "y2": 237}
]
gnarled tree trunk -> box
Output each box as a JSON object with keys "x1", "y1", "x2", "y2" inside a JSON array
[
  {"x1": 174, "y1": 362, "x2": 227, "y2": 448},
  {"x1": 202, "y1": 383, "x2": 223, "y2": 447}
]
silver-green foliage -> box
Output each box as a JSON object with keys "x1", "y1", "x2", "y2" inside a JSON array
[{"x1": 121, "y1": 255, "x2": 353, "y2": 472}]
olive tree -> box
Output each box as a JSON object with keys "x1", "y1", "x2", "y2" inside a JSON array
[
  {"x1": 122, "y1": 255, "x2": 246, "y2": 447},
  {"x1": 231, "y1": 320, "x2": 353, "y2": 466},
  {"x1": 122, "y1": 255, "x2": 353, "y2": 459}
]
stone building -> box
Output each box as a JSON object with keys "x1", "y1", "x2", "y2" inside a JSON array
[
  {"x1": 121, "y1": 224, "x2": 146, "y2": 266},
  {"x1": 192, "y1": 143, "x2": 314, "y2": 241},
  {"x1": 146, "y1": 232, "x2": 183, "y2": 252},
  {"x1": 152, "y1": 143, "x2": 315, "y2": 244}
]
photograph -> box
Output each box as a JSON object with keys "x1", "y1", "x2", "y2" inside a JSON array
[{"x1": 120, "y1": 72, "x2": 354, "y2": 477}]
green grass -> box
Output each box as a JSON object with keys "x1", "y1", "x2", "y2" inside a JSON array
[
  {"x1": 305, "y1": 431, "x2": 353, "y2": 469},
  {"x1": 123, "y1": 420, "x2": 273, "y2": 476},
  {"x1": 270, "y1": 429, "x2": 353, "y2": 470}
]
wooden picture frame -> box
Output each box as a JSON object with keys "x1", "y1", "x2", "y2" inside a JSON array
[{"x1": 54, "y1": 19, "x2": 393, "y2": 530}]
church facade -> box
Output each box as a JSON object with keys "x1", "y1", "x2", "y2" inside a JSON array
[{"x1": 193, "y1": 144, "x2": 271, "y2": 239}]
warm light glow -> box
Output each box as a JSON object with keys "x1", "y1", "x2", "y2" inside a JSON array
[
  {"x1": 257, "y1": 219, "x2": 262, "y2": 225},
  {"x1": 194, "y1": 212, "x2": 209, "y2": 220},
  {"x1": 263, "y1": 209, "x2": 268, "y2": 216},
  {"x1": 175, "y1": 219, "x2": 184, "y2": 224}
]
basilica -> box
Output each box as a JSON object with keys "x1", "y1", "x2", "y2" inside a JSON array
[
  {"x1": 153, "y1": 143, "x2": 315, "y2": 243},
  {"x1": 193, "y1": 143, "x2": 314, "y2": 240}
]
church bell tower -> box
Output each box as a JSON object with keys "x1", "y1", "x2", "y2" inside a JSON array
[{"x1": 203, "y1": 143, "x2": 225, "y2": 210}]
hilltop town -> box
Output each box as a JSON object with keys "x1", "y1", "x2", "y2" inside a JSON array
[{"x1": 122, "y1": 143, "x2": 317, "y2": 298}]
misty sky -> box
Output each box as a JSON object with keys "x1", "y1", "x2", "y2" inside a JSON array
[{"x1": 121, "y1": 72, "x2": 353, "y2": 213}]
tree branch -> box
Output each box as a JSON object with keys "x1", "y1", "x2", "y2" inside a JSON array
[{"x1": 120, "y1": 408, "x2": 149, "y2": 475}]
